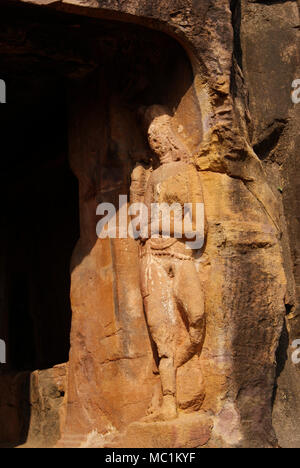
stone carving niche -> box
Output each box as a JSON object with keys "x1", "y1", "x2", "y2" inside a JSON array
[
  {"x1": 0, "y1": 1, "x2": 290, "y2": 449},
  {"x1": 65, "y1": 16, "x2": 209, "y2": 448}
]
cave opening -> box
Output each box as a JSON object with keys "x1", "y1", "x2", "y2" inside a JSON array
[{"x1": 0, "y1": 72, "x2": 79, "y2": 372}]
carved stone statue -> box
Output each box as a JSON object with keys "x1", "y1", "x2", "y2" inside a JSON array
[{"x1": 131, "y1": 105, "x2": 207, "y2": 421}]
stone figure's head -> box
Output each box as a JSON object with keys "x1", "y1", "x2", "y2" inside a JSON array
[{"x1": 139, "y1": 104, "x2": 189, "y2": 165}]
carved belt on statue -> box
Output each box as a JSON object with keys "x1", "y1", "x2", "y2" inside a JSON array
[{"x1": 139, "y1": 238, "x2": 195, "y2": 261}]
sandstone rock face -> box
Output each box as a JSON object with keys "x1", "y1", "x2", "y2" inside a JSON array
[
  {"x1": 234, "y1": 0, "x2": 300, "y2": 448},
  {"x1": 0, "y1": 0, "x2": 299, "y2": 448},
  {"x1": 0, "y1": 365, "x2": 67, "y2": 448}
]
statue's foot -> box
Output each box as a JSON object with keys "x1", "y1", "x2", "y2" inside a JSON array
[{"x1": 143, "y1": 396, "x2": 177, "y2": 422}]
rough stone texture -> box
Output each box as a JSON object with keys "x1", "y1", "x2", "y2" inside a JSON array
[
  {"x1": 24, "y1": 364, "x2": 67, "y2": 448},
  {"x1": 0, "y1": 0, "x2": 299, "y2": 448},
  {"x1": 0, "y1": 365, "x2": 67, "y2": 447},
  {"x1": 81, "y1": 413, "x2": 214, "y2": 448},
  {"x1": 234, "y1": 0, "x2": 300, "y2": 447}
]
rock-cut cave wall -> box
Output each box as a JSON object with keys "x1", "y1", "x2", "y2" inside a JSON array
[
  {"x1": 0, "y1": 0, "x2": 299, "y2": 449},
  {"x1": 231, "y1": 0, "x2": 300, "y2": 448}
]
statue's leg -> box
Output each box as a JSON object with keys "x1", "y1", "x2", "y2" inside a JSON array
[
  {"x1": 173, "y1": 260, "x2": 205, "y2": 365},
  {"x1": 141, "y1": 255, "x2": 177, "y2": 420}
]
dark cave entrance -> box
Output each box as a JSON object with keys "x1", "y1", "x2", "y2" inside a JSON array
[
  {"x1": 0, "y1": 74, "x2": 79, "y2": 372},
  {"x1": 0, "y1": 66, "x2": 79, "y2": 373}
]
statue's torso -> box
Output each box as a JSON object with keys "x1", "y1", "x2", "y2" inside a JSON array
[{"x1": 141, "y1": 161, "x2": 204, "y2": 258}]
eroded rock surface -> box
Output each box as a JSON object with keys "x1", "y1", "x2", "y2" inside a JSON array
[
  {"x1": 0, "y1": 0, "x2": 299, "y2": 448},
  {"x1": 0, "y1": 365, "x2": 67, "y2": 448}
]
